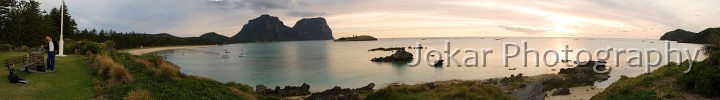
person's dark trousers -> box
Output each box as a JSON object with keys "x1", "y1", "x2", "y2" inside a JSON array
[{"x1": 47, "y1": 51, "x2": 55, "y2": 70}]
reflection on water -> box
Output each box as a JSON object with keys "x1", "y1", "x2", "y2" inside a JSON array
[{"x1": 159, "y1": 37, "x2": 705, "y2": 91}]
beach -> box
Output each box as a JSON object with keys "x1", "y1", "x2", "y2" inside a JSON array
[{"x1": 126, "y1": 45, "x2": 215, "y2": 55}]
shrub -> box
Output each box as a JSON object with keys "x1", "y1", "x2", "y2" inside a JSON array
[
  {"x1": 109, "y1": 64, "x2": 134, "y2": 84},
  {"x1": 677, "y1": 61, "x2": 720, "y2": 97},
  {"x1": 77, "y1": 41, "x2": 102, "y2": 55},
  {"x1": 94, "y1": 55, "x2": 134, "y2": 84},
  {"x1": 131, "y1": 57, "x2": 155, "y2": 70},
  {"x1": 157, "y1": 61, "x2": 180, "y2": 80},
  {"x1": 124, "y1": 89, "x2": 153, "y2": 100},
  {"x1": 0, "y1": 44, "x2": 12, "y2": 52}
]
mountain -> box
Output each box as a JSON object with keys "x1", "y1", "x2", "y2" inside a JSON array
[
  {"x1": 230, "y1": 14, "x2": 334, "y2": 42},
  {"x1": 659, "y1": 29, "x2": 696, "y2": 41},
  {"x1": 199, "y1": 32, "x2": 231, "y2": 44},
  {"x1": 289, "y1": 18, "x2": 334, "y2": 40},
  {"x1": 679, "y1": 28, "x2": 720, "y2": 44}
]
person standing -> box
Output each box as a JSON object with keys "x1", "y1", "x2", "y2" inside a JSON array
[{"x1": 44, "y1": 36, "x2": 58, "y2": 71}]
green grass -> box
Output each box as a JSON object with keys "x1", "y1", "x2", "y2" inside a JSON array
[
  {"x1": 591, "y1": 61, "x2": 701, "y2": 100},
  {"x1": 92, "y1": 51, "x2": 276, "y2": 99},
  {"x1": 365, "y1": 80, "x2": 513, "y2": 100},
  {"x1": 0, "y1": 52, "x2": 94, "y2": 100}
]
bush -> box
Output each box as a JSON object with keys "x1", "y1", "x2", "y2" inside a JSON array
[
  {"x1": 677, "y1": 61, "x2": 720, "y2": 97},
  {"x1": 124, "y1": 89, "x2": 152, "y2": 100},
  {"x1": 76, "y1": 41, "x2": 102, "y2": 55},
  {"x1": 157, "y1": 61, "x2": 180, "y2": 80},
  {"x1": 93, "y1": 55, "x2": 134, "y2": 84},
  {"x1": 0, "y1": 44, "x2": 12, "y2": 52}
]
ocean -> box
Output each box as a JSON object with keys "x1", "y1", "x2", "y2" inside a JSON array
[{"x1": 157, "y1": 37, "x2": 705, "y2": 91}]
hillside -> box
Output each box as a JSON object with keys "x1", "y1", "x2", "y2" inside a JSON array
[
  {"x1": 659, "y1": 29, "x2": 696, "y2": 41},
  {"x1": 679, "y1": 28, "x2": 720, "y2": 44}
]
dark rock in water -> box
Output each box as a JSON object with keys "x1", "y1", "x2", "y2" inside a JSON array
[
  {"x1": 371, "y1": 50, "x2": 413, "y2": 62},
  {"x1": 335, "y1": 35, "x2": 378, "y2": 41},
  {"x1": 368, "y1": 47, "x2": 405, "y2": 51},
  {"x1": 433, "y1": 60, "x2": 444, "y2": 67},
  {"x1": 551, "y1": 87, "x2": 571, "y2": 96},
  {"x1": 254, "y1": 83, "x2": 311, "y2": 97},
  {"x1": 556, "y1": 60, "x2": 611, "y2": 87},
  {"x1": 307, "y1": 83, "x2": 375, "y2": 100}
]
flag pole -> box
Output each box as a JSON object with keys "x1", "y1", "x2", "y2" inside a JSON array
[{"x1": 58, "y1": 0, "x2": 66, "y2": 56}]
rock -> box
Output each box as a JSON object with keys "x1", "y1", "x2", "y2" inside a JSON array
[
  {"x1": 551, "y1": 87, "x2": 571, "y2": 96},
  {"x1": 371, "y1": 50, "x2": 413, "y2": 62},
  {"x1": 368, "y1": 47, "x2": 405, "y2": 51},
  {"x1": 511, "y1": 81, "x2": 546, "y2": 100},
  {"x1": 334, "y1": 35, "x2": 378, "y2": 41},
  {"x1": 424, "y1": 82, "x2": 437, "y2": 89},
  {"x1": 307, "y1": 83, "x2": 376, "y2": 100},
  {"x1": 254, "y1": 83, "x2": 311, "y2": 97}
]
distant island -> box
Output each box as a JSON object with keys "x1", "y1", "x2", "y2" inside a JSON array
[
  {"x1": 230, "y1": 14, "x2": 334, "y2": 43},
  {"x1": 659, "y1": 28, "x2": 720, "y2": 44},
  {"x1": 334, "y1": 35, "x2": 378, "y2": 41}
]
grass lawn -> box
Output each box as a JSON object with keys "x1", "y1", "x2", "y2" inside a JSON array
[{"x1": 0, "y1": 52, "x2": 94, "y2": 100}]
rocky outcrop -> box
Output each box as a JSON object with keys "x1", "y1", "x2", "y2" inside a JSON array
[
  {"x1": 557, "y1": 60, "x2": 611, "y2": 87},
  {"x1": 255, "y1": 83, "x2": 311, "y2": 97},
  {"x1": 368, "y1": 47, "x2": 405, "y2": 51},
  {"x1": 307, "y1": 83, "x2": 375, "y2": 100},
  {"x1": 370, "y1": 50, "x2": 413, "y2": 62},
  {"x1": 334, "y1": 35, "x2": 378, "y2": 41},
  {"x1": 230, "y1": 14, "x2": 334, "y2": 42},
  {"x1": 659, "y1": 29, "x2": 696, "y2": 41},
  {"x1": 551, "y1": 87, "x2": 571, "y2": 96}
]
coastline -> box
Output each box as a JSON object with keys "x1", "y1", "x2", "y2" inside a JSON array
[{"x1": 124, "y1": 45, "x2": 216, "y2": 55}]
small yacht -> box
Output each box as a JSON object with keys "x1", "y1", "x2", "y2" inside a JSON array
[
  {"x1": 222, "y1": 50, "x2": 230, "y2": 58},
  {"x1": 238, "y1": 49, "x2": 246, "y2": 57}
]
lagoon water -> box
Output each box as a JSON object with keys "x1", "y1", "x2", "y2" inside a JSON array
[{"x1": 157, "y1": 37, "x2": 705, "y2": 91}]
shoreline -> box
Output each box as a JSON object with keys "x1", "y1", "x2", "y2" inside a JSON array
[{"x1": 125, "y1": 45, "x2": 216, "y2": 55}]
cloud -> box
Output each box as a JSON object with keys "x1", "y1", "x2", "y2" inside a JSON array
[
  {"x1": 206, "y1": 0, "x2": 325, "y2": 16},
  {"x1": 284, "y1": 9, "x2": 326, "y2": 17},
  {"x1": 498, "y1": 26, "x2": 550, "y2": 34},
  {"x1": 35, "y1": 0, "x2": 720, "y2": 38}
]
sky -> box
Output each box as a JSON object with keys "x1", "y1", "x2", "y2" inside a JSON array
[{"x1": 36, "y1": 0, "x2": 720, "y2": 39}]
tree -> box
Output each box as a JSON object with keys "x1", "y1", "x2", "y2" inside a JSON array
[
  {"x1": 0, "y1": 0, "x2": 17, "y2": 44},
  {"x1": 6, "y1": 0, "x2": 47, "y2": 46}
]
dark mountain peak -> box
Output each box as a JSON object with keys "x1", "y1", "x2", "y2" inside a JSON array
[
  {"x1": 291, "y1": 17, "x2": 333, "y2": 40},
  {"x1": 200, "y1": 32, "x2": 222, "y2": 37},
  {"x1": 230, "y1": 15, "x2": 334, "y2": 42},
  {"x1": 199, "y1": 32, "x2": 231, "y2": 44},
  {"x1": 660, "y1": 29, "x2": 695, "y2": 41}
]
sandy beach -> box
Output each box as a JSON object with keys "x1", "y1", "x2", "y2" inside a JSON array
[
  {"x1": 126, "y1": 45, "x2": 215, "y2": 55},
  {"x1": 545, "y1": 86, "x2": 604, "y2": 100}
]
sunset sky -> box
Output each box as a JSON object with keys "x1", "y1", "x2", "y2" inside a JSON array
[{"x1": 37, "y1": 0, "x2": 720, "y2": 39}]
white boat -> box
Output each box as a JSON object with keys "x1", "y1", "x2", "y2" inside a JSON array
[{"x1": 238, "y1": 49, "x2": 246, "y2": 57}]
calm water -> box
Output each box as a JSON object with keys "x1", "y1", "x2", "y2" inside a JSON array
[{"x1": 157, "y1": 37, "x2": 705, "y2": 91}]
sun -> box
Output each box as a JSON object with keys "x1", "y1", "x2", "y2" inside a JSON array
[{"x1": 546, "y1": 14, "x2": 580, "y2": 33}]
